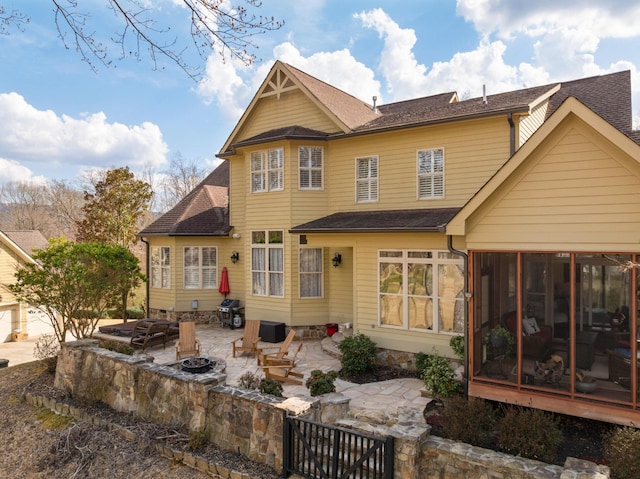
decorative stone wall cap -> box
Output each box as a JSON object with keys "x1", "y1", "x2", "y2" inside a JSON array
[
  {"x1": 318, "y1": 392, "x2": 350, "y2": 405},
  {"x1": 277, "y1": 396, "x2": 318, "y2": 415}
]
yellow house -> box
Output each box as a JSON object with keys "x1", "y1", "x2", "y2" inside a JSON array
[
  {"x1": 0, "y1": 230, "x2": 52, "y2": 342},
  {"x1": 140, "y1": 61, "x2": 640, "y2": 425}
]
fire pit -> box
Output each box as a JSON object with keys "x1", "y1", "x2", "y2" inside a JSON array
[{"x1": 181, "y1": 357, "x2": 213, "y2": 374}]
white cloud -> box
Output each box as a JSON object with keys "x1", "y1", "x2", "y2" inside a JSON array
[
  {"x1": 0, "y1": 93, "x2": 168, "y2": 174},
  {"x1": 273, "y1": 42, "x2": 381, "y2": 103},
  {"x1": 456, "y1": 0, "x2": 640, "y2": 41},
  {"x1": 196, "y1": 41, "x2": 381, "y2": 121},
  {"x1": 0, "y1": 158, "x2": 47, "y2": 184}
]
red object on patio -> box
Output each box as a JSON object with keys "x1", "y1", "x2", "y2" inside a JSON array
[{"x1": 219, "y1": 267, "x2": 230, "y2": 298}]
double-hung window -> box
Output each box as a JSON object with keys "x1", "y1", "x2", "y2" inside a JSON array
[
  {"x1": 299, "y1": 248, "x2": 323, "y2": 298},
  {"x1": 356, "y1": 156, "x2": 378, "y2": 202},
  {"x1": 184, "y1": 247, "x2": 217, "y2": 289},
  {"x1": 251, "y1": 148, "x2": 284, "y2": 192},
  {"x1": 379, "y1": 250, "x2": 463, "y2": 333},
  {"x1": 299, "y1": 146, "x2": 323, "y2": 189},
  {"x1": 417, "y1": 148, "x2": 444, "y2": 199},
  {"x1": 150, "y1": 246, "x2": 171, "y2": 289},
  {"x1": 251, "y1": 230, "x2": 284, "y2": 297}
]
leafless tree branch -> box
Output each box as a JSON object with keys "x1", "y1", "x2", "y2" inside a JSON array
[{"x1": 2, "y1": 0, "x2": 283, "y2": 80}]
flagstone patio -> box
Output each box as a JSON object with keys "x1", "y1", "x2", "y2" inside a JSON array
[{"x1": 93, "y1": 321, "x2": 430, "y2": 425}]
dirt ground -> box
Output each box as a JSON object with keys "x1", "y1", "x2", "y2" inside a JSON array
[{"x1": 0, "y1": 361, "x2": 280, "y2": 479}]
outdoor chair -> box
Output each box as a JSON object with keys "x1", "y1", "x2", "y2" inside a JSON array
[
  {"x1": 263, "y1": 361, "x2": 304, "y2": 385},
  {"x1": 175, "y1": 321, "x2": 200, "y2": 360},
  {"x1": 231, "y1": 319, "x2": 261, "y2": 358},
  {"x1": 130, "y1": 320, "x2": 170, "y2": 351},
  {"x1": 257, "y1": 329, "x2": 296, "y2": 365}
]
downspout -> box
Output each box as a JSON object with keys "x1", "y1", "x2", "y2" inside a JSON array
[
  {"x1": 140, "y1": 237, "x2": 150, "y2": 318},
  {"x1": 447, "y1": 234, "x2": 469, "y2": 394},
  {"x1": 508, "y1": 113, "x2": 516, "y2": 156}
]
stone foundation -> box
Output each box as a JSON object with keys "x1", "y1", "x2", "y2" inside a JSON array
[
  {"x1": 53, "y1": 340, "x2": 609, "y2": 478},
  {"x1": 149, "y1": 308, "x2": 216, "y2": 324}
]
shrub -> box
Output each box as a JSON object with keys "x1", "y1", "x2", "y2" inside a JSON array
[
  {"x1": 421, "y1": 350, "x2": 460, "y2": 398},
  {"x1": 99, "y1": 340, "x2": 134, "y2": 355},
  {"x1": 495, "y1": 405, "x2": 563, "y2": 463},
  {"x1": 449, "y1": 335, "x2": 464, "y2": 360},
  {"x1": 416, "y1": 352, "x2": 430, "y2": 376},
  {"x1": 33, "y1": 333, "x2": 60, "y2": 373},
  {"x1": 338, "y1": 333, "x2": 377, "y2": 378},
  {"x1": 238, "y1": 371, "x2": 261, "y2": 390},
  {"x1": 259, "y1": 378, "x2": 283, "y2": 397},
  {"x1": 188, "y1": 430, "x2": 208, "y2": 452},
  {"x1": 441, "y1": 395, "x2": 496, "y2": 447},
  {"x1": 603, "y1": 426, "x2": 640, "y2": 479},
  {"x1": 125, "y1": 307, "x2": 145, "y2": 320},
  {"x1": 306, "y1": 370, "x2": 338, "y2": 396}
]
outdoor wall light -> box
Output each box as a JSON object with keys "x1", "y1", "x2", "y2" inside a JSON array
[
  {"x1": 232, "y1": 233, "x2": 241, "y2": 239},
  {"x1": 332, "y1": 252, "x2": 342, "y2": 268},
  {"x1": 230, "y1": 251, "x2": 240, "y2": 264},
  {"x1": 192, "y1": 300, "x2": 198, "y2": 310}
]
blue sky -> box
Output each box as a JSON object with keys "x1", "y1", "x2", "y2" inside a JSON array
[{"x1": 1, "y1": 0, "x2": 639, "y2": 189}]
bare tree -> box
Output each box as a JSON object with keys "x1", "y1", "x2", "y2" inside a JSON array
[
  {"x1": 162, "y1": 154, "x2": 208, "y2": 209},
  {"x1": 0, "y1": 180, "x2": 85, "y2": 239},
  {"x1": 2, "y1": 1, "x2": 283, "y2": 80}
]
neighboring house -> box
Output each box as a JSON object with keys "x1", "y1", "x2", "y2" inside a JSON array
[
  {"x1": 140, "y1": 61, "x2": 640, "y2": 426},
  {"x1": 0, "y1": 230, "x2": 52, "y2": 342}
]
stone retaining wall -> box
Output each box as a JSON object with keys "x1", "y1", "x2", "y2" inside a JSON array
[{"x1": 54, "y1": 340, "x2": 609, "y2": 478}]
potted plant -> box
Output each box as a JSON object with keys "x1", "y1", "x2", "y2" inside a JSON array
[{"x1": 485, "y1": 325, "x2": 514, "y2": 352}]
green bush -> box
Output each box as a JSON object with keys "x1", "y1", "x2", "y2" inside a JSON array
[
  {"x1": 421, "y1": 350, "x2": 460, "y2": 398},
  {"x1": 449, "y1": 335, "x2": 465, "y2": 359},
  {"x1": 259, "y1": 378, "x2": 283, "y2": 397},
  {"x1": 238, "y1": 371, "x2": 261, "y2": 390},
  {"x1": 338, "y1": 333, "x2": 377, "y2": 378},
  {"x1": 125, "y1": 307, "x2": 145, "y2": 319},
  {"x1": 99, "y1": 340, "x2": 134, "y2": 355},
  {"x1": 416, "y1": 352, "x2": 430, "y2": 376},
  {"x1": 441, "y1": 395, "x2": 496, "y2": 448},
  {"x1": 603, "y1": 426, "x2": 640, "y2": 479},
  {"x1": 495, "y1": 406, "x2": 563, "y2": 463},
  {"x1": 305, "y1": 370, "x2": 339, "y2": 396}
]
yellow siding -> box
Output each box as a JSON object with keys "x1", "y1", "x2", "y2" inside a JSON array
[
  {"x1": 327, "y1": 117, "x2": 510, "y2": 212},
  {"x1": 466, "y1": 118, "x2": 640, "y2": 251},
  {"x1": 518, "y1": 101, "x2": 549, "y2": 147},
  {"x1": 235, "y1": 89, "x2": 341, "y2": 142},
  {"x1": 146, "y1": 237, "x2": 177, "y2": 310},
  {"x1": 304, "y1": 232, "x2": 465, "y2": 355},
  {"x1": 0, "y1": 241, "x2": 20, "y2": 305}
]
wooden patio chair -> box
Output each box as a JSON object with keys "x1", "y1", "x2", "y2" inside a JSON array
[
  {"x1": 175, "y1": 321, "x2": 200, "y2": 360},
  {"x1": 257, "y1": 329, "x2": 297, "y2": 365},
  {"x1": 263, "y1": 362, "x2": 304, "y2": 385},
  {"x1": 263, "y1": 341, "x2": 302, "y2": 368},
  {"x1": 231, "y1": 319, "x2": 261, "y2": 358}
]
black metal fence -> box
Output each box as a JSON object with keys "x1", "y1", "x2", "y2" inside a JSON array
[{"x1": 283, "y1": 416, "x2": 394, "y2": 479}]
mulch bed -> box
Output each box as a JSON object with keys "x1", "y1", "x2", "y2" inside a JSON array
[{"x1": 342, "y1": 365, "x2": 613, "y2": 466}]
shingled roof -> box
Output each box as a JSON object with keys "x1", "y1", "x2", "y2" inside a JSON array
[
  {"x1": 138, "y1": 162, "x2": 231, "y2": 236},
  {"x1": 3, "y1": 230, "x2": 48, "y2": 256},
  {"x1": 285, "y1": 63, "x2": 380, "y2": 130},
  {"x1": 289, "y1": 208, "x2": 461, "y2": 233}
]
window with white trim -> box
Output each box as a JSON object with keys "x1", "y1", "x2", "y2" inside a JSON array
[
  {"x1": 356, "y1": 156, "x2": 378, "y2": 202},
  {"x1": 150, "y1": 246, "x2": 171, "y2": 289},
  {"x1": 184, "y1": 247, "x2": 217, "y2": 289},
  {"x1": 299, "y1": 146, "x2": 323, "y2": 190},
  {"x1": 417, "y1": 148, "x2": 444, "y2": 199},
  {"x1": 379, "y1": 250, "x2": 463, "y2": 333},
  {"x1": 299, "y1": 248, "x2": 323, "y2": 297},
  {"x1": 251, "y1": 148, "x2": 284, "y2": 192},
  {"x1": 251, "y1": 230, "x2": 284, "y2": 297}
]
